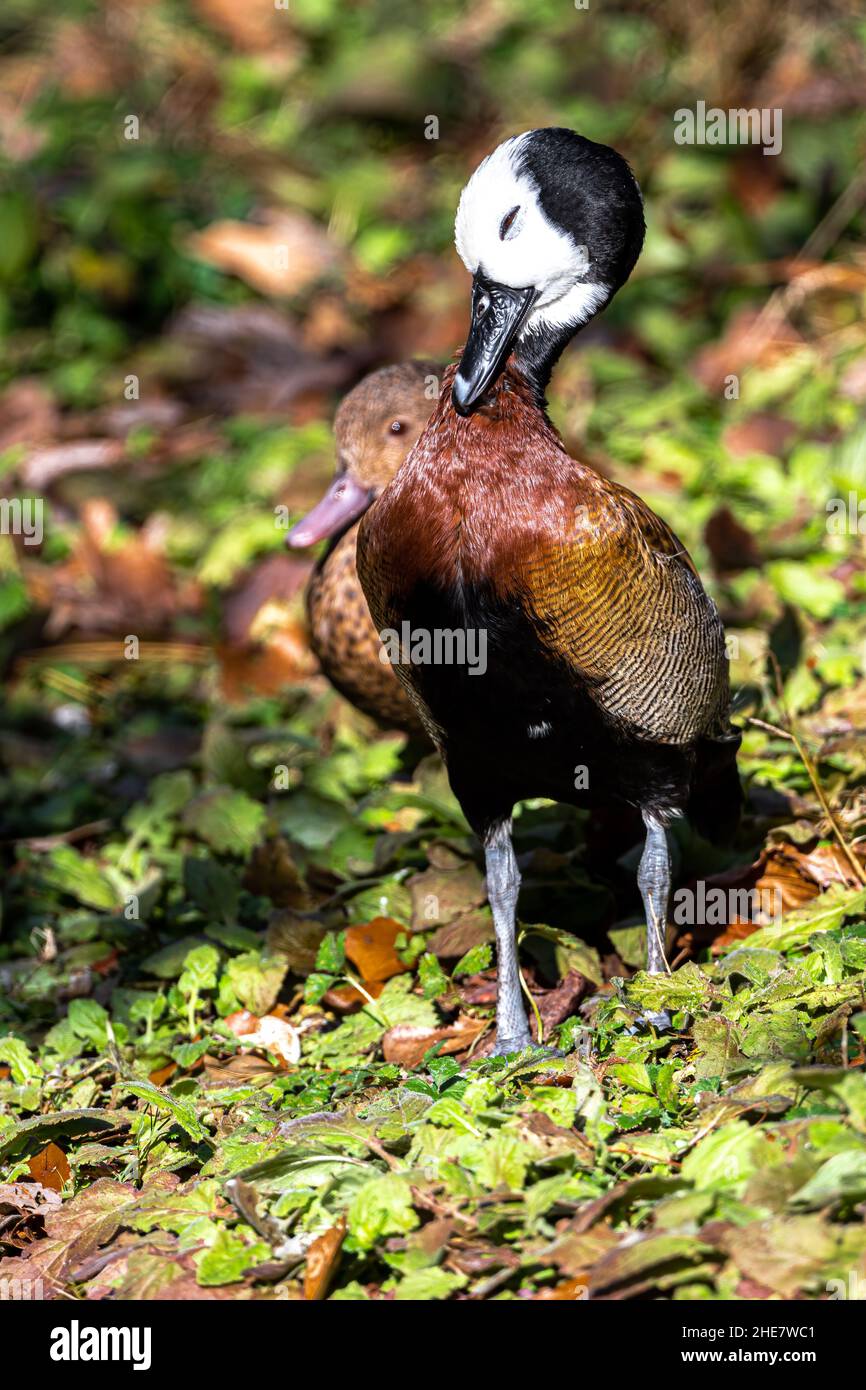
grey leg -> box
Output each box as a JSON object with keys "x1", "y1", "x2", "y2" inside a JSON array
[
  {"x1": 484, "y1": 820, "x2": 531, "y2": 1053},
  {"x1": 637, "y1": 810, "x2": 671, "y2": 975}
]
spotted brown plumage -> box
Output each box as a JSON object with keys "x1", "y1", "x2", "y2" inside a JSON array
[
  {"x1": 357, "y1": 127, "x2": 741, "y2": 1053},
  {"x1": 306, "y1": 520, "x2": 428, "y2": 733},
  {"x1": 288, "y1": 362, "x2": 437, "y2": 739}
]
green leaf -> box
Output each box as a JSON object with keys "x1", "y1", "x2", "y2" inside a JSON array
[
  {"x1": 315, "y1": 930, "x2": 346, "y2": 973},
  {"x1": 224, "y1": 951, "x2": 287, "y2": 1015},
  {"x1": 304, "y1": 971, "x2": 336, "y2": 1005},
  {"x1": 0, "y1": 190, "x2": 38, "y2": 281},
  {"x1": 348, "y1": 1173, "x2": 419, "y2": 1248},
  {"x1": 734, "y1": 886, "x2": 866, "y2": 953},
  {"x1": 393, "y1": 1267, "x2": 467, "y2": 1300},
  {"x1": 120, "y1": 1080, "x2": 208, "y2": 1143},
  {"x1": 528, "y1": 1086, "x2": 578, "y2": 1129},
  {"x1": 767, "y1": 561, "x2": 845, "y2": 620},
  {"x1": 0, "y1": 1038, "x2": 43, "y2": 1085},
  {"x1": 476, "y1": 1130, "x2": 531, "y2": 1191},
  {"x1": 522, "y1": 923, "x2": 603, "y2": 985},
  {"x1": 196, "y1": 1226, "x2": 270, "y2": 1286},
  {"x1": 41, "y1": 846, "x2": 118, "y2": 910},
  {"x1": 418, "y1": 952, "x2": 451, "y2": 1000},
  {"x1": 790, "y1": 1150, "x2": 866, "y2": 1210},
  {"x1": 171, "y1": 1039, "x2": 213, "y2": 1068},
  {"x1": 178, "y1": 944, "x2": 220, "y2": 997},
  {"x1": 681, "y1": 1121, "x2": 781, "y2": 1190},
  {"x1": 183, "y1": 858, "x2": 241, "y2": 924},
  {"x1": 452, "y1": 943, "x2": 492, "y2": 977},
  {"x1": 68, "y1": 998, "x2": 110, "y2": 1051},
  {"x1": 183, "y1": 788, "x2": 267, "y2": 856},
  {"x1": 610, "y1": 1062, "x2": 655, "y2": 1095},
  {"x1": 624, "y1": 961, "x2": 715, "y2": 1015},
  {"x1": 426, "y1": 1055, "x2": 461, "y2": 1090},
  {"x1": 141, "y1": 937, "x2": 210, "y2": 980}
]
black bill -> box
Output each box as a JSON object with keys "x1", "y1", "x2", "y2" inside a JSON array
[{"x1": 452, "y1": 274, "x2": 538, "y2": 416}]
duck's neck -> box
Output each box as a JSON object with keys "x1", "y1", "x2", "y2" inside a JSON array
[
  {"x1": 512, "y1": 279, "x2": 617, "y2": 406},
  {"x1": 511, "y1": 320, "x2": 580, "y2": 408},
  {"x1": 436, "y1": 362, "x2": 568, "y2": 455}
]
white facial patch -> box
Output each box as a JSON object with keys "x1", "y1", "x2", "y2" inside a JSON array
[
  {"x1": 526, "y1": 280, "x2": 609, "y2": 335},
  {"x1": 454, "y1": 131, "x2": 608, "y2": 331}
]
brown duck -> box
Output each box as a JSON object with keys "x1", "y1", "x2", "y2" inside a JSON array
[
  {"x1": 287, "y1": 363, "x2": 436, "y2": 735},
  {"x1": 357, "y1": 129, "x2": 741, "y2": 1052}
]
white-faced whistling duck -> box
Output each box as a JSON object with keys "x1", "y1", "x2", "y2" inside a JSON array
[{"x1": 357, "y1": 129, "x2": 741, "y2": 1053}]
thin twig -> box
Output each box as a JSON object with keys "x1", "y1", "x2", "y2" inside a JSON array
[{"x1": 749, "y1": 716, "x2": 866, "y2": 887}]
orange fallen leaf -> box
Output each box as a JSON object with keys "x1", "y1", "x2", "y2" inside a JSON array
[
  {"x1": 304, "y1": 1217, "x2": 346, "y2": 1300},
  {"x1": 344, "y1": 917, "x2": 404, "y2": 983},
  {"x1": 533, "y1": 1277, "x2": 589, "y2": 1300},
  {"x1": 217, "y1": 628, "x2": 316, "y2": 702},
  {"x1": 92, "y1": 949, "x2": 120, "y2": 977},
  {"x1": 323, "y1": 980, "x2": 385, "y2": 1013},
  {"x1": 149, "y1": 1062, "x2": 177, "y2": 1086},
  {"x1": 27, "y1": 1143, "x2": 70, "y2": 1193},
  {"x1": 225, "y1": 1010, "x2": 259, "y2": 1037}
]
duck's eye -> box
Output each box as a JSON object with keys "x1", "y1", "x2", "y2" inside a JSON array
[
  {"x1": 499, "y1": 204, "x2": 520, "y2": 239},
  {"x1": 389, "y1": 419, "x2": 406, "y2": 434},
  {"x1": 476, "y1": 291, "x2": 490, "y2": 318}
]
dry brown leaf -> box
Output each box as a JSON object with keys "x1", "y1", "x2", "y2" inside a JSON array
[
  {"x1": 27, "y1": 1143, "x2": 71, "y2": 1193},
  {"x1": 671, "y1": 837, "x2": 864, "y2": 953},
  {"x1": 201, "y1": 1053, "x2": 278, "y2": 1084},
  {"x1": 266, "y1": 910, "x2": 328, "y2": 974},
  {"x1": 149, "y1": 1062, "x2": 177, "y2": 1087},
  {"x1": 692, "y1": 306, "x2": 802, "y2": 393},
  {"x1": 721, "y1": 414, "x2": 796, "y2": 461},
  {"x1": 25, "y1": 496, "x2": 200, "y2": 640},
  {"x1": 408, "y1": 860, "x2": 487, "y2": 931},
  {"x1": 223, "y1": 555, "x2": 312, "y2": 647},
  {"x1": 217, "y1": 625, "x2": 317, "y2": 702},
  {"x1": 224, "y1": 1010, "x2": 259, "y2": 1037},
  {"x1": 187, "y1": 211, "x2": 340, "y2": 299},
  {"x1": 840, "y1": 353, "x2": 866, "y2": 403},
  {"x1": 704, "y1": 505, "x2": 763, "y2": 574},
  {"x1": 303, "y1": 1217, "x2": 346, "y2": 1300},
  {"x1": 322, "y1": 980, "x2": 385, "y2": 1012},
  {"x1": 244, "y1": 841, "x2": 309, "y2": 911},
  {"x1": 0, "y1": 378, "x2": 59, "y2": 453},
  {"x1": 192, "y1": 0, "x2": 300, "y2": 51},
  {"x1": 382, "y1": 1015, "x2": 488, "y2": 1067},
  {"x1": 428, "y1": 908, "x2": 494, "y2": 959},
  {"x1": 533, "y1": 971, "x2": 590, "y2": 1036},
  {"x1": 532, "y1": 1277, "x2": 589, "y2": 1300}
]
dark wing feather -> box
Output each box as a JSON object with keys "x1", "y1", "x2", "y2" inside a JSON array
[{"x1": 516, "y1": 480, "x2": 731, "y2": 745}]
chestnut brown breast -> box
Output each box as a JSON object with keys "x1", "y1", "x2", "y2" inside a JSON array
[{"x1": 358, "y1": 365, "x2": 735, "y2": 829}]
